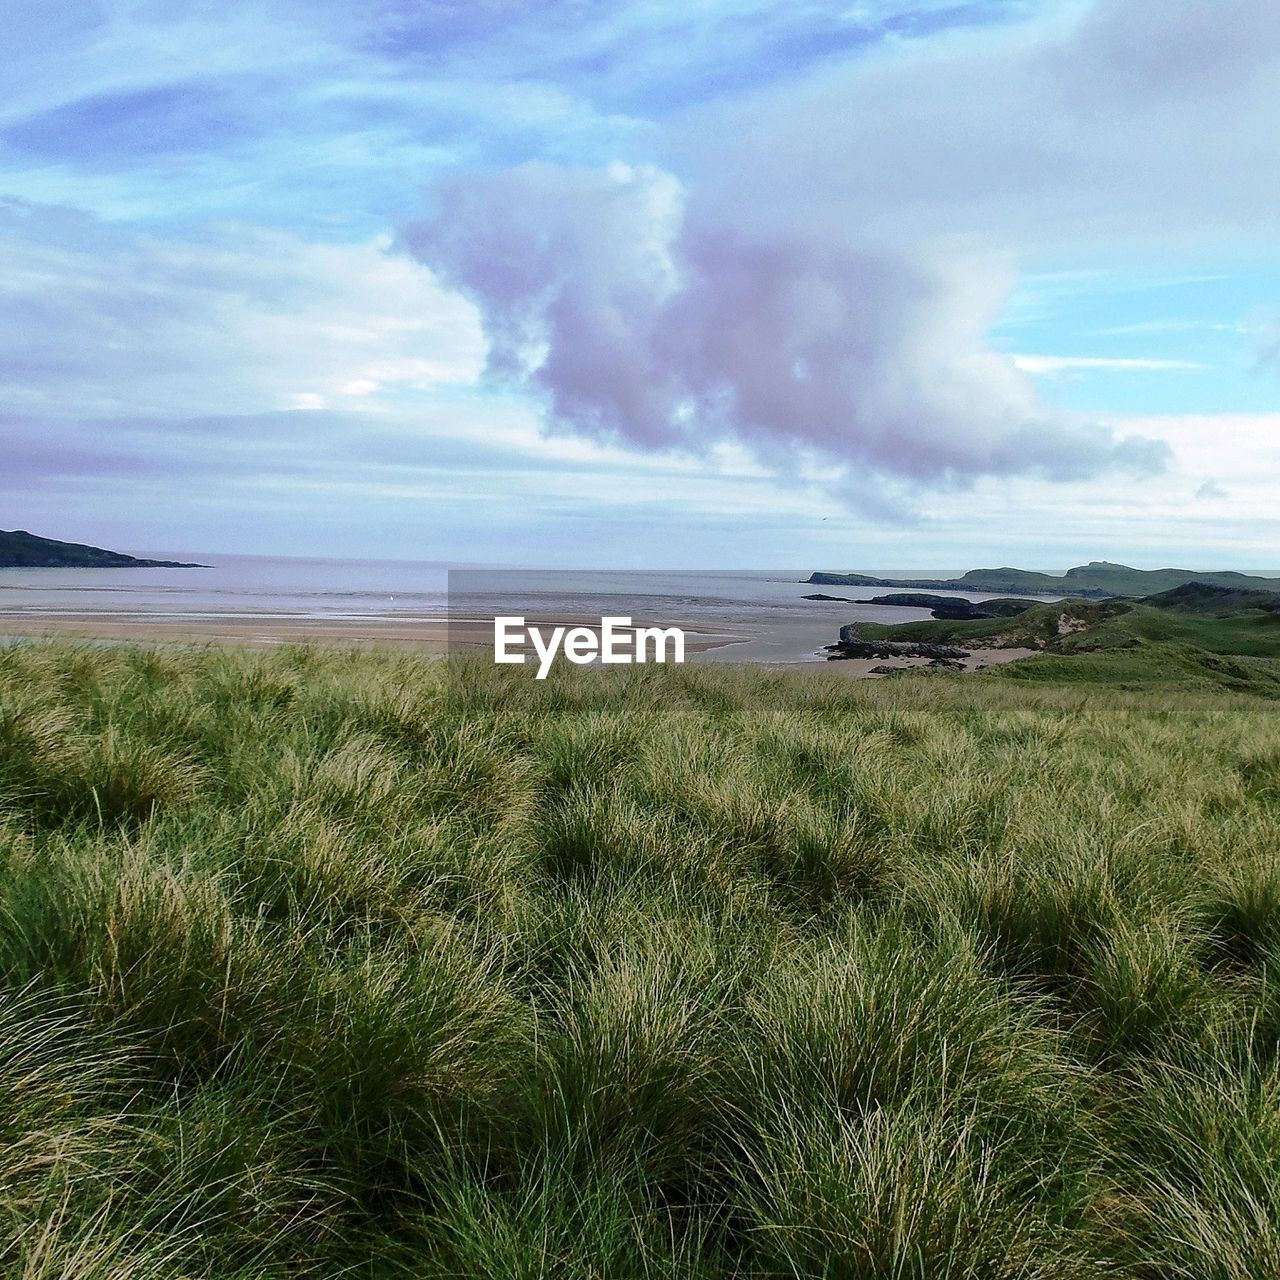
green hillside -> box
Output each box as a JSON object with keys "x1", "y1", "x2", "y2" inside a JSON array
[
  {"x1": 1141, "y1": 581, "x2": 1280, "y2": 615},
  {"x1": 857, "y1": 584, "x2": 1280, "y2": 697},
  {"x1": 0, "y1": 528, "x2": 204, "y2": 568}
]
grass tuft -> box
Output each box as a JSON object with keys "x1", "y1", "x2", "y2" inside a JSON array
[{"x1": 0, "y1": 641, "x2": 1275, "y2": 1274}]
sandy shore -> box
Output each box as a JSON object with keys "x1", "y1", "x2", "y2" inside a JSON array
[
  {"x1": 0, "y1": 612, "x2": 462, "y2": 650},
  {"x1": 0, "y1": 612, "x2": 742, "y2": 657},
  {"x1": 0, "y1": 611, "x2": 1034, "y2": 677}
]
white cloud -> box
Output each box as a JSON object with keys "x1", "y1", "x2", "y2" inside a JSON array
[
  {"x1": 1012, "y1": 355, "x2": 1206, "y2": 374},
  {"x1": 674, "y1": 0, "x2": 1280, "y2": 255},
  {"x1": 3, "y1": 0, "x2": 1277, "y2": 563},
  {"x1": 0, "y1": 209, "x2": 486, "y2": 420},
  {"x1": 406, "y1": 161, "x2": 1168, "y2": 494},
  {"x1": 399, "y1": 0, "x2": 1280, "y2": 505}
]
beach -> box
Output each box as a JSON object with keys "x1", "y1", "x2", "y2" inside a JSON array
[
  {"x1": 0, "y1": 608, "x2": 1037, "y2": 680},
  {"x1": 0, "y1": 557, "x2": 1051, "y2": 674},
  {"x1": 0, "y1": 610, "x2": 743, "y2": 658}
]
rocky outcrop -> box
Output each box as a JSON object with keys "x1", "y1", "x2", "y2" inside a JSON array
[
  {"x1": 854, "y1": 593, "x2": 1036, "y2": 620},
  {"x1": 864, "y1": 656, "x2": 967, "y2": 674},
  {"x1": 826, "y1": 624, "x2": 970, "y2": 662}
]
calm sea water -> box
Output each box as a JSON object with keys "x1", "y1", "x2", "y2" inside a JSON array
[
  {"x1": 0, "y1": 555, "x2": 1056, "y2": 663},
  {"x1": 0, "y1": 555, "x2": 453, "y2": 620}
]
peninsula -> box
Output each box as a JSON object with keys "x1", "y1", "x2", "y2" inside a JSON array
[
  {"x1": 0, "y1": 529, "x2": 206, "y2": 569},
  {"x1": 806, "y1": 560, "x2": 1280, "y2": 598}
]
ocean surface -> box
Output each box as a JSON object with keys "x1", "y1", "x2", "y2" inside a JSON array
[{"x1": 0, "y1": 555, "x2": 1060, "y2": 664}]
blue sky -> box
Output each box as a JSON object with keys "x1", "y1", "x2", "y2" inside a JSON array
[{"x1": 2, "y1": 0, "x2": 1278, "y2": 568}]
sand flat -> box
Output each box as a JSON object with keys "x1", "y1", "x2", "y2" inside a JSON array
[
  {"x1": 0, "y1": 611, "x2": 741, "y2": 656},
  {"x1": 0, "y1": 610, "x2": 1035, "y2": 676}
]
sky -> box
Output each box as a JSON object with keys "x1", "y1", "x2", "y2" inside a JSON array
[{"x1": 1, "y1": 0, "x2": 1278, "y2": 569}]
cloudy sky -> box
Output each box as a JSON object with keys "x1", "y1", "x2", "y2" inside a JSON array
[{"x1": 2, "y1": 0, "x2": 1278, "y2": 568}]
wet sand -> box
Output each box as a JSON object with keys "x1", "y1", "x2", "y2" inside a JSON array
[
  {"x1": 779, "y1": 647, "x2": 1040, "y2": 677},
  {"x1": 0, "y1": 612, "x2": 462, "y2": 650}
]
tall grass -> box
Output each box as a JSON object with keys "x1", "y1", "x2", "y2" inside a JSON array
[{"x1": 0, "y1": 640, "x2": 1278, "y2": 1275}]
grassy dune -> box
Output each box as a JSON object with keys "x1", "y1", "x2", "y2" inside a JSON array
[
  {"x1": 862, "y1": 594, "x2": 1280, "y2": 698},
  {"x1": 2, "y1": 641, "x2": 1280, "y2": 1276}
]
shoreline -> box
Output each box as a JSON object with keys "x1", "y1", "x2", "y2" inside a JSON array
[
  {"x1": 0, "y1": 611, "x2": 746, "y2": 657},
  {"x1": 0, "y1": 610, "x2": 1033, "y2": 677}
]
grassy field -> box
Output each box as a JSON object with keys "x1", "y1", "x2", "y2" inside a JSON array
[{"x1": 2, "y1": 641, "x2": 1280, "y2": 1276}]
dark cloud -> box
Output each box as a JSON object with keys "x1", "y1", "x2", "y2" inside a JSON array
[{"x1": 404, "y1": 161, "x2": 1168, "y2": 487}]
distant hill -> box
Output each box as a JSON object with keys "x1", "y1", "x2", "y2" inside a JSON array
[
  {"x1": 1141, "y1": 582, "x2": 1280, "y2": 615},
  {"x1": 0, "y1": 529, "x2": 205, "y2": 569},
  {"x1": 807, "y1": 560, "x2": 1280, "y2": 598}
]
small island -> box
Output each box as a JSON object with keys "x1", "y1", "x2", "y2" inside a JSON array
[
  {"x1": 0, "y1": 529, "x2": 207, "y2": 569},
  {"x1": 853, "y1": 593, "x2": 1038, "y2": 621}
]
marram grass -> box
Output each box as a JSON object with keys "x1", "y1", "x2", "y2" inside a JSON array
[{"x1": 0, "y1": 641, "x2": 1278, "y2": 1276}]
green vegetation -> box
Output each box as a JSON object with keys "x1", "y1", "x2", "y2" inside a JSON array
[
  {"x1": 808, "y1": 560, "x2": 1280, "y2": 598},
  {"x1": 2, "y1": 640, "x2": 1280, "y2": 1275},
  {"x1": 858, "y1": 586, "x2": 1280, "y2": 698},
  {"x1": 855, "y1": 598, "x2": 1122, "y2": 649}
]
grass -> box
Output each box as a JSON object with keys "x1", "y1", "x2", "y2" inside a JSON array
[
  {"x1": 859, "y1": 595, "x2": 1280, "y2": 698},
  {"x1": 0, "y1": 640, "x2": 1279, "y2": 1274}
]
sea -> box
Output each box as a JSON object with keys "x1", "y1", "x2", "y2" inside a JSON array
[{"x1": 0, "y1": 555, "x2": 1061, "y2": 664}]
